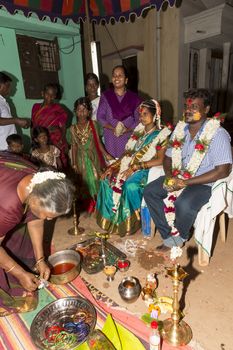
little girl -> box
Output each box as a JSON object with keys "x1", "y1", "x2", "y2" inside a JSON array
[
  {"x1": 69, "y1": 97, "x2": 113, "y2": 213},
  {"x1": 31, "y1": 126, "x2": 62, "y2": 169}
]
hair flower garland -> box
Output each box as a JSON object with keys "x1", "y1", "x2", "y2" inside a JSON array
[
  {"x1": 163, "y1": 116, "x2": 221, "y2": 237},
  {"x1": 27, "y1": 171, "x2": 66, "y2": 193}
]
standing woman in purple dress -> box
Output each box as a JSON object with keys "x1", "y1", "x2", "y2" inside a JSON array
[{"x1": 97, "y1": 65, "x2": 141, "y2": 158}]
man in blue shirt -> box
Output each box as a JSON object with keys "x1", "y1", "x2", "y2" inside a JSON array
[{"x1": 144, "y1": 89, "x2": 232, "y2": 250}]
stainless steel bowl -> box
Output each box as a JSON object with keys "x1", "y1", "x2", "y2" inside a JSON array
[
  {"x1": 30, "y1": 297, "x2": 96, "y2": 350},
  {"x1": 48, "y1": 249, "x2": 81, "y2": 285},
  {"x1": 118, "y1": 276, "x2": 141, "y2": 303}
]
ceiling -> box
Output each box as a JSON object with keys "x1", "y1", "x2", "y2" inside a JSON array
[{"x1": 180, "y1": 0, "x2": 231, "y2": 16}]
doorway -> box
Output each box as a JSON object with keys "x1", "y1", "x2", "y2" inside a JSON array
[{"x1": 122, "y1": 55, "x2": 138, "y2": 93}]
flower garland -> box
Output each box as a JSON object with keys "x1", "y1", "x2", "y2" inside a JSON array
[
  {"x1": 163, "y1": 117, "x2": 220, "y2": 237},
  {"x1": 27, "y1": 171, "x2": 66, "y2": 193},
  {"x1": 170, "y1": 246, "x2": 183, "y2": 261},
  {"x1": 112, "y1": 125, "x2": 171, "y2": 212},
  {"x1": 124, "y1": 123, "x2": 145, "y2": 152}
]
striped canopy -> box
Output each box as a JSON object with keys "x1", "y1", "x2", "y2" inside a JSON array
[{"x1": 0, "y1": 0, "x2": 176, "y2": 23}]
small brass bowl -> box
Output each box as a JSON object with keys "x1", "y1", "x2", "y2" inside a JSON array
[
  {"x1": 118, "y1": 276, "x2": 141, "y2": 303},
  {"x1": 48, "y1": 249, "x2": 81, "y2": 285}
]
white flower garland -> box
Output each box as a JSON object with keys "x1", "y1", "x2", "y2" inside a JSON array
[
  {"x1": 27, "y1": 171, "x2": 66, "y2": 193},
  {"x1": 112, "y1": 126, "x2": 171, "y2": 212},
  {"x1": 170, "y1": 246, "x2": 183, "y2": 261},
  {"x1": 164, "y1": 118, "x2": 220, "y2": 237},
  {"x1": 124, "y1": 123, "x2": 145, "y2": 151}
]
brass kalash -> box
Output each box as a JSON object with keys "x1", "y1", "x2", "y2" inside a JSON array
[
  {"x1": 67, "y1": 199, "x2": 85, "y2": 235},
  {"x1": 161, "y1": 264, "x2": 192, "y2": 346}
]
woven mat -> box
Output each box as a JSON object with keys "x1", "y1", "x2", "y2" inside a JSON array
[{"x1": 0, "y1": 276, "x2": 193, "y2": 350}]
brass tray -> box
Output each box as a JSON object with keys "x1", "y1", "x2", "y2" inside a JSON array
[
  {"x1": 30, "y1": 297, "x2": 96, "y2": 349},
  {"x1": 70, "y1": 238, "x2": 127, "y2": 274}
]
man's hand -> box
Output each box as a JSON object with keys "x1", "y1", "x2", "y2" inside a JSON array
[
  {"x1": 15, "y1": 118, "x2": 30, "y2": 129},
  {"x1": 163, "y1": 177, "x2": 186, "y2": 192}
]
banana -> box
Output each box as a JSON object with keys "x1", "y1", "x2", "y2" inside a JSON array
[
  {"x1": 157, "y1": 302, "x2": 173, "y2": 313},
  {"x1": 158, "y1": 296, "x2": 173, "y2": 304}
]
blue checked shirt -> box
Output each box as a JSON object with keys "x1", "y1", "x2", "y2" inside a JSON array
[{"x1": 166, "y1": 122, "x2": 232, "y2": 185}]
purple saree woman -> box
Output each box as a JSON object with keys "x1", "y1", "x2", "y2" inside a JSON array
[{"x1": 97, "y1": 65, "x2": 141, "y2": 158}]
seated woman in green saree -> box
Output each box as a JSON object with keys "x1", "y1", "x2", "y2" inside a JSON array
[{"x1": 96, "y1": 99, "x2": 172, "y2": 236}]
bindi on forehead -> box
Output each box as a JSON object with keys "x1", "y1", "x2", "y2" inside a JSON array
[{"x1": 186, "y1": 98, "x2": 193, "y2": 106}]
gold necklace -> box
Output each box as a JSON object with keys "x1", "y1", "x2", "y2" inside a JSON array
[
  {"x1": 144, "y1": 125, "x2": 156, "y2": 136},
  {"x1": 74, "y1": 122, "x2": 90, "y2": 145}
]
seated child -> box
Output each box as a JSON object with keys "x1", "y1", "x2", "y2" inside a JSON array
[
  {"x1": 6, "y1": 134, "x2": 24, "y2": 154},
  {"x1": 31, "y1": 126, "x2": 62, "y2": 169}
]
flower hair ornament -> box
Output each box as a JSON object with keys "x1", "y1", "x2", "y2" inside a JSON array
[
  {"x1": 27, "y1": 171, "x2": 66, "y2": 193},
  {"x1": 140, "y1": 99, "x2": 162, "y2": 129}
]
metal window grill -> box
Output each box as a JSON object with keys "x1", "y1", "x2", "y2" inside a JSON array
[{"x1": 36, "y1": 38, "x2": 60, "y2": 72}]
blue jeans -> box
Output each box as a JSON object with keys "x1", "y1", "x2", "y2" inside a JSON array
[{"x1": 143, "y1": 176, "x2": 212, "y2": 241}]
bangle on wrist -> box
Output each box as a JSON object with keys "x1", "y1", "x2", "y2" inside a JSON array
[
  {"x1": 35, "y1": 256, "x2": 45, "y2": 266},
  {"x1": 131, "y1": 164, "x2": 139, "y2": 172},
  {"x1": 140, "y1": 161, "x2": 147, "y2": 170},
  {"x1": 5, "y1": 264, "x2": 16, "y2": 273}
]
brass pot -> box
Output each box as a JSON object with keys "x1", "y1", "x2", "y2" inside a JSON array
[{"x1": 48, "y1": 249, "x2": 81, "y2": 285}]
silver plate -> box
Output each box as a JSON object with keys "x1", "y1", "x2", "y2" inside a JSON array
[{"x1": 30, "y1": 297, "x2": 96, "y2": 349}]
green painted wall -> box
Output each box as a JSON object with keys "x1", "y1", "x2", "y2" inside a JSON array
[{"x1": 0, "y1": 12, "x2": 84, "y2": 148}]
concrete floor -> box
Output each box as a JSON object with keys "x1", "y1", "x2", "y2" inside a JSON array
[{"x1": 50, "y1": 213, "x2": 233, "y2": 350}]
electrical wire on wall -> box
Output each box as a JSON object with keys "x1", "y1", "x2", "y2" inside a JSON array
[
  {"x1": 59, "y1": 37, "x2": 81, "y2": 54},
  {"x1": 103, "y1": 24, "x2": 123, "y2": 61}
]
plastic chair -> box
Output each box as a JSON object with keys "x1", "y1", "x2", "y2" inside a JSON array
[
  {"x1": 194, "y1": 171, "x2": 233, "y2": 266},
  {"x1": 196, "y1": 211, "x2": 226, "y2": 266},
  {"x1": 143, "y1": 168, "x2": 233, "y2": 266}
]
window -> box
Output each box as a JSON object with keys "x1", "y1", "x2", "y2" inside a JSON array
[{"x1": 16, "y1": 35, "x2": 60, "y2": 99}]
